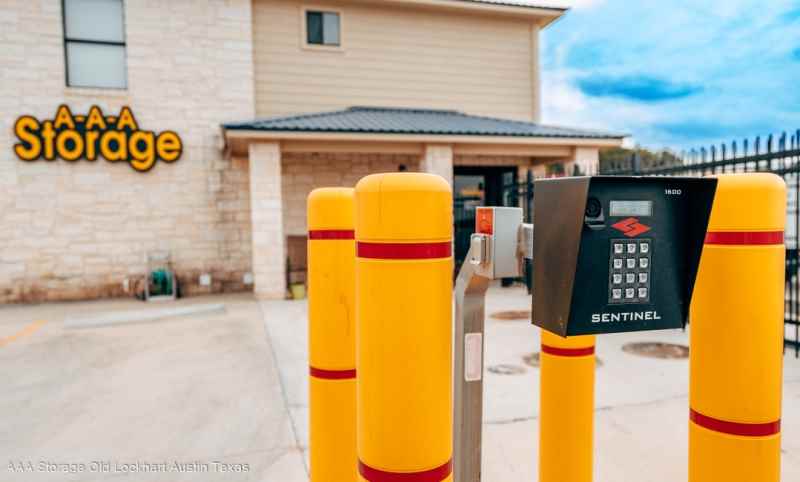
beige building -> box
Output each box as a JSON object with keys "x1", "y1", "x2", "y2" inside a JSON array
[{"x1": 0, "y1": 0, "x2": 623, "y2": 303}]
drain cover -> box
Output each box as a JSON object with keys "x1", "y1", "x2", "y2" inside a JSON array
[
  {"x1": 490, "y1": 310, "x2": 531, "y2": 321},
  {"x1": 522, "y1": 352, "x2": 540, "y2": 367},
  {"x1": 622, "y1": 342, "x2": 689, "y2": 359},
  {"x1": 487, "y1": 364, "x2": 526, "y2": 375},
  {"x1": 522, "y1": 352, "x2": 603, "y2": 367}
]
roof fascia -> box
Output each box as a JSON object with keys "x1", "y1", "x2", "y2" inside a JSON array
[
  {"x1": 343, "y1": 0, "x2": 566, "y2": 27},
  {"x1": 224, "y1": 128, "x2": 624, "y2": 148}
]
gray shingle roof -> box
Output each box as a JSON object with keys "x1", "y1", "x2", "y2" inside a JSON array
[{"x1": 223, "y1": 107, "x2": 624, "y2": 140}]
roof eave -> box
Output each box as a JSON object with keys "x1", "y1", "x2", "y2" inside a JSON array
[
  {"x1": 223, "y1": 128, "x2": 625, "y2": 148},
  {"x1": 347, "y1": 0, "x2": 567, "y2": 27}
]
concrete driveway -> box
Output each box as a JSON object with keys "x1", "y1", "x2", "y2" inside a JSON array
[
  {"x1": 2, "y1": 287, "x2": 799, "y2": 481},
  {"x1": 0, "y1": 294, "x2": 306, "y2": 482},
  {"x1": 264, "y1": 285, "x2": 800, "y2": 482}
]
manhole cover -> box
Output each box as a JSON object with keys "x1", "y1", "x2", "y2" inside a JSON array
[
  {"x1": 622, "y1": 342, "x2": 689, "y2": 359},
  {"x1": 490, "y1": 310, "x2": 531, "y2": 321},
  {"x1": 487, "y1": 364, "x2": 526, "y2": 375},
  {"x1": 522, "y1": 352, "x2": 603, "y2": 367}
]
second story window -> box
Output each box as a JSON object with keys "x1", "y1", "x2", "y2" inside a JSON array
[
  {"x1": 306, "y1": 10, "x2": 340, "y2": 47},
  {"x1": 63, "y1": 0, "x2": 127, "y2": 89}
]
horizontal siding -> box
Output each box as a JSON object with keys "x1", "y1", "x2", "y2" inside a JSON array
[{"x1": 253, "y1": 0, "x2": 536, "y2": 120}]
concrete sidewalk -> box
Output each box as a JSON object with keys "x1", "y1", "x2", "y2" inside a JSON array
[{"x1": 263, "y1": 285, "x2": 800, "y2": 482}]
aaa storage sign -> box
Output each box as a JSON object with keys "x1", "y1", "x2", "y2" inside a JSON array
[{"x1": 13, "y1": 105, "x2": 182, "y2": 172}]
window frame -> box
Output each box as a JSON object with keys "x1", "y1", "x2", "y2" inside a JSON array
[
  {"x1": 300, "y1": 6, "x2": 344, "y2": 52},
  {"x1": 61, "y1": 0, "x2": 129, "y2": 89}
]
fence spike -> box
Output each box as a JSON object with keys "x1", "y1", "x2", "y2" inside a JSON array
[
  {"x1": 732, "y1": 140, "x2": 738, "y2": 159},
  {"x1": 744, "y1": 138, "x2": 749, "y2": 156},
  {"x1": 779, "y1": 132, "x2": 786, "y2": 151},
  {"x1": 711, "y1": 145, "x2": 716, "y2": 162},
  {"x1": 767, "y1": 134, "x2": 773, "y2": 153},
  {"x1": 755, "y1": 136, "x2": 761, "y2": 155},
  {"x1": 721, "y1": 143, "x2": 727, "y2": 161}
]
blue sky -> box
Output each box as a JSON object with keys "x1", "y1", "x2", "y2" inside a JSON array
[{"x1": 536, "y1": 0, "x2": 800, "y2": 151}]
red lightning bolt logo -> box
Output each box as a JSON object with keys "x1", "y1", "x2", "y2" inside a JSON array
[{"x1": 611, "y1": 217, "x2": 651, "y2": 237}]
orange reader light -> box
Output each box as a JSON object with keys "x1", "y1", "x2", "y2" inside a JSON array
[{"x1": 476, "y1": 207, "x2": 493, "y2": 235}]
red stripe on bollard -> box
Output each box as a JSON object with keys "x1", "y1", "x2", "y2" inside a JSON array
[
  {"x1": 704, "y1": 231, "x2": 784, "y2": 245},
  {"x1": 356, "y1": 242, "x2": 452, "y2": 260},
  {"x1": 308, "y1": 229, "x2": 355, "y2": 240},
  {"x1": 690, "y1": 408, "x2": 781, "y2": 437},
  {"x1": 358, "y1": 459, "x2": 452, "y2": 482},
  {"x1": 309, "y1": 366, "x2": 357, "y2": 380},
  {"x1": 541, "y1": 344, "x2": 595, "y2": 357}
]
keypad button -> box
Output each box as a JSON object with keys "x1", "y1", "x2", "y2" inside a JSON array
[
  {"x1": 625, "y1": 273, "x2": 635, "y2": 284},
  {"x1": 613, "y1": 259, "x2": 623, "y2": 269},
  {"x1": 639, "y1": 258, "x2": 649, "y2": 269},
  {"x1": 612, "y1": 289, "x2": 622, "y2": 299},
  {"x1": 638, "y1": 272, "x2": 648, "y2": 283},
  {"x1": 626, "y1": 258, "x2": 636, "y2": 269},
  {"x1": 613, "y1": 274, "x2": 622, "y2": 284},
  {"x1": 638, "y1": 287, "x2": 648, "y2": 298},
  {"x1": 614, "y1": 243, "x2": 624, "y2": 254},
  {"x1": 625, "y1": 288, "x2": 635, "y2": 299},
  {"x1": 627, "y1": 243, "x2": 637, "y2": 254},
  {"x1": 640, "y1": 243, "x2": 649, "y2": 254}
]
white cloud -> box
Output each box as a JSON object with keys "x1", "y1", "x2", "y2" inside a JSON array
[
  {"x1": 541, "y1": 70, "x2": 674, "y2": 148},
  {"x1": 539, "y1": 0, "x2": 800, "y2": 149},
  {"x1": 551, "y1": 0, "x2": 605, "y2": 9}
]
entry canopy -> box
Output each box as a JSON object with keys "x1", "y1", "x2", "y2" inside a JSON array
[{"x1": 532, "y1": 176, "x2": 717, "y2": 336}]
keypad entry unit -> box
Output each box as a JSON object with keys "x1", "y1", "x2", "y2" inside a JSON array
[
  {"x1": 531, "y1": 176, "x2": 718, "y2": 337},
  {"x1": 609, "y1": 239, "x2": 651, "y2": 304}
]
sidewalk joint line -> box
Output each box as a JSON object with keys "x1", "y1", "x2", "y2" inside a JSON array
[{"x1": 257, "y1": 300, "x2": 309, "y2": 476}]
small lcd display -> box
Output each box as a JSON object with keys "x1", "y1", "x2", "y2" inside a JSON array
[{"x1": 609, "y1": 200, "x2": 652, "y2": 217}]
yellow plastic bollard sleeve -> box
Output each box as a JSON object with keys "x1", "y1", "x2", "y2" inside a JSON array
[
  {"x1": 355, "y1": 173, "x2": 454, "y2": 482},
  {"x1": 308, "y1": 187, "x2": 357, "y2": 482},
  {"x1": 539, "y1": 330, "x2": 596, "y2": 482},
  {"x1": 689, "y1": 173, "x2": 786, "y2": 482}
]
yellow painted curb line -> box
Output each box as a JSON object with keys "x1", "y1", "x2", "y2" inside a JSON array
[{"x1": 0, "y1": 320, "x2": 48, "y2": 348}]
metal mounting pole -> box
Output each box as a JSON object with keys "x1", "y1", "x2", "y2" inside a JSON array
[
  {"x1": 453, "y1": 238, "x2": 491, "y2": 482},
  {"x1": 453, "y1": 216, "x2": 532, "y2": 482}
]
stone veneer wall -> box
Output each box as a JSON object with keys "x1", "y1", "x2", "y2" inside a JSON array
[
  {"x1": 281, "y1": 152, "x2": 421, "y2": 236},
  {"x1": 0, "y1": 1, "x2": 255, "y2": 303}
]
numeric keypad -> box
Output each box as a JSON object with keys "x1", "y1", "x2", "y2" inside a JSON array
[{"x1": 608, "y1": 239, "x2": 652, "y2": 304}]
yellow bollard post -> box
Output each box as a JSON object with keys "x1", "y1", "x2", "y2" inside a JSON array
[
  {"x1": 689, "y1": 173, "x2": 785, "y2": 482},
  {"x1": 355, "y1": 173, "x2": 453, "y2": 482},
  {"x1": 539, "y1": 330, "x2": 595, "y2": 482},
  {"x1": 307, "y1": 188, "x2": 357, "y2": 482}
]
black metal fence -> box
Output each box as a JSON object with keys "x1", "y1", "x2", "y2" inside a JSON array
[
  {"x1": 503, "y1": 171, "x2": 535, "y2": 291},
  {"x1": 603, "y1": 129, "x2": 800, "y2": 357},
  {"x1": 454, "y1": 129, "x2": 800, "y2": 357},
  {"x1": 452, "y1": 129, "x2": 800, "y2": 356}
]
